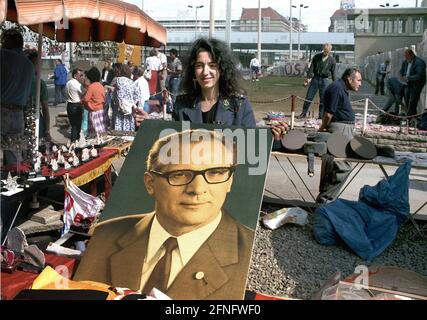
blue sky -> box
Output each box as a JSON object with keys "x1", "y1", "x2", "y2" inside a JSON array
[{"x1": 126, "y1": 0, "x2": 420, "y2": 32}]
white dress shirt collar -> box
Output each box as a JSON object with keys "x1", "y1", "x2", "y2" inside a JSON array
[{"x1": 146, "y1": 211, "x2": 222, "y2": 266}]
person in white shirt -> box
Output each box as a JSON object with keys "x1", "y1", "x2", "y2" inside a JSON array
[
  {"x1": 145, "y1": 48, "x2": 162, "y2": 96},
  {"x1": 156, "y1": 48, "x2": 168, "y2": 91},
  {"x1": 74, "y1": 129, "x2": 255, "y2": 299},
  {"x1": 249, "y1": 55, "x2": 261, "y2": 81},
  {"x1": 65, "y1": 68, "x2": 85, "y2": 141},
  {"x1": 132, "y1": 67, "x2": 151, "y2": 113}
]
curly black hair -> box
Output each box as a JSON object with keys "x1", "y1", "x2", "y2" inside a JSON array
[
  {"x1": 85, "y1": 67, "x2": 101, "y2": 83},
  {"x1": 181, "y1": 38, "x2": 245, "y2": 98}
]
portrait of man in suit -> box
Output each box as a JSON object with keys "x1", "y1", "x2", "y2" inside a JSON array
[{"x1": 73, "y1": 128, "x2": 257, "y2": 300}]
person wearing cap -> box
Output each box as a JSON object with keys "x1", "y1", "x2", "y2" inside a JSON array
[
  {"x1": 73, "y1": 129, "x2": 255, "y2": 299},
  {"x1": 317, "y1": 67, "x2": 362, "y2": 203},
  {"x1": 1, "y1": 28, "x2": 35, "y2": 165},
  {"x1": 375, "y1": 59, "x2": 390, "y2": 95}
]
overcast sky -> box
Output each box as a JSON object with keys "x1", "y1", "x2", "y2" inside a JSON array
[{"x1": 126, "y1": 0, "x2": 419, "y2": 32}]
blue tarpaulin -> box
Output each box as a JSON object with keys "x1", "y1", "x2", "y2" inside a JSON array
[{"x1": 314, "y1": 161, "x2": 411, "y2": 262}]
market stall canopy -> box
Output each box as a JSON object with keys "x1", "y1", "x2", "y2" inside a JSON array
[{"x1": 0, "y1": 0, "x2": 167, "y2": 47}]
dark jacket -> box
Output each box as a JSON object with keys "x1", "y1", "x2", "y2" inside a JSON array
[
  {"x1": 399, "y1": 56, "x2": 427, "y2": 90},
  {"x1": 73, "y1": 212, "x2": 255, "y2": 299},
  {"x1": 101, "y1": 68, "x2": 114, "y2": 85},
  {"x1": 307, "y1": 53, "x2": 336, "y2": 81},
  {"x1": 172, "y1": 94, "x2": 256, "y2": 128},
  {"x1": 387, "y1": 77, "x2": 404, "y2": 97}
]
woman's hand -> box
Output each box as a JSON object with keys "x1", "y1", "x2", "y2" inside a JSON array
[
  {"x1": 271, "y1": 121, "x2": 288, "y2": 141},
  {"x1": 133, "y1": 107, "x2": 150, "y2": 128}
]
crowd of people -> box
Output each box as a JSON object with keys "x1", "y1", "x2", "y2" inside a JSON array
[{"x1": 375, "y1": 49, "x2": 426, "y2": 131}]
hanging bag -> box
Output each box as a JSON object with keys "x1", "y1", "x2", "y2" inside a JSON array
[{"x1": 63, "y1": 174, "x2": 104, "y2": 235}]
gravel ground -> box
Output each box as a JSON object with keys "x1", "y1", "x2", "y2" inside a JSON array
[{"x1": 246, "y1": 204, "x2": 427, "y2": 300}]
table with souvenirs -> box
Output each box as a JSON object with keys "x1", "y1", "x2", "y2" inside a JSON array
[
  {"x1": 0, "y1": 133, "x2": 139, "y2": 300},
  {"x1": 0, "y1": 133, "x2": 137, "y2": 244}
]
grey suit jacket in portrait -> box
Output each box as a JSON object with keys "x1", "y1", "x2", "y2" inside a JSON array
[{"x1": 73, "y1": 212, "x2": 255, "y2": 300}]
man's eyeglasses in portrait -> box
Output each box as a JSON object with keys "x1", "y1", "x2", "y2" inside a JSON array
[{"x1": 150, "y1": 167, "x2": 235, "y2": 186}]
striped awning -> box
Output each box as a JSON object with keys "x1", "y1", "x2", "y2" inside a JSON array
[{"x1": 0, "y1": 0, "x2": 167, "y2": 47}]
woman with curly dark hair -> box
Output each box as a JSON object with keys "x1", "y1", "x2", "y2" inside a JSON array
[
  {"x1": 82, "y1": 67, "x2": 107, "y2": 134},
  {"x1": 173, "y1": 37, "x2": 255, "y2": 126},
  {"x1": 134, "y1": 38, "x2": 287, "y2": 138}
]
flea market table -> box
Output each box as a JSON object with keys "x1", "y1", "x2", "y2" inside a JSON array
[{"x1": 1, "y1": 148, "x2": 119, "y2": 242}]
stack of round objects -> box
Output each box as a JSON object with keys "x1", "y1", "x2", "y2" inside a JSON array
[{"x1": 281, "y1": 130, "x2": 307, "y2": 152}]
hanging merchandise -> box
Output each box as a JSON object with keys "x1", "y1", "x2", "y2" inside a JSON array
[{"x1": 63, "y1": 174, "x2": 104, "y2": 235}]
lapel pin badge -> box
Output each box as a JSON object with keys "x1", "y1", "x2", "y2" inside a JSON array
[{"x1": 195, "y1": 271, "x2": 205, "y2": 280}]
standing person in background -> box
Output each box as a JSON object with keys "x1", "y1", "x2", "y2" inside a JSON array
[
  {"x1": 101, "y1": 59, "x2": 114, "y2": 86},
  {"x1": 167, "y1": 48, "x2": 182, "y2": 103},
  {"x1": 375, "y1": 59, "x2": 390, "y2": 95},
  {"x1": 82, "y1": 67, "x2": 107, "y2": 135},
  {"x1": 111, "y1": 64, "x2": 140, "y2": 132},
  {"x1": 52, "y1": 59, "x2": 68, "y2": 106},
  {"x1": 249, "y1": 54, "x2": 260, "y2": 82},
  {"x1": 25, "y1": 49, "x2": 51, "y2": 143},
  {"x1": 157, "y1": 48, "x2": 168, "y2": 92},
  {"x1": 399, "y1": 49, "x2": 426, "y2": 121},
  {"x1": 127, "y1": 61, "x2": 135, "y2": 79},
  {"x1": 297, "y1": 43, "x2": 336, "y2": 119},
  {"x1": 133, "y1": 67, "x2": 151, "y2": 113},
  {"x1": 65, "y1": 68, "x2": 85, "y2": 142},
  {"x1": 1, "y1": 28, "x2": 35, "y2": 165},
  {"x1": 145, "y1": 48, "x2": 162, "y2": 96}
]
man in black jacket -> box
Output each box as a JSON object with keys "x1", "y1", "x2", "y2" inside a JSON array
[
  {"x1": 101, "y1": 59, "x2": 114, "y2": 86},
  {"x1": 399, "y1": 49, "x2": 426, "y2": 119},
  {"x1": 298, "y1": 43, "x2": 336, "y2": 119}
]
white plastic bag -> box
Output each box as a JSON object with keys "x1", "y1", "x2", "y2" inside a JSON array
[{"x1": 63, "y1": 174, "x2": 104, "y2": 235}]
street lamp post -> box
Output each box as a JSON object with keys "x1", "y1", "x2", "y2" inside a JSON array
[
  {"x1": 188, "y1": 5, "x2": 204, "y2": 38},
  {"x1": 292, "y1": 3, "x2": 308, "y2": 60},
  {"x1": 289, "y1": 0, "x2": 293, "y2": 62}
]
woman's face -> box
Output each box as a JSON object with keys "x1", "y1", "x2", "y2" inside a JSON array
[{"x1": 194, "y1": 51, "x2": 220, "y2": 91}]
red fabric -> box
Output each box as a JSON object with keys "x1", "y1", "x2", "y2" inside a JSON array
[
  {"x1": 252, "y1": 292, "x2": 288, "y2": 300},
  {"x1": 1, "y1": 148, "x2": 117, "y2": 179},
  {"x1": 148, "y1": 70, "x2": 158, "y2": 95},
  {"x1": 1, "y1": 254, "x2": 77, "y2": 300}
]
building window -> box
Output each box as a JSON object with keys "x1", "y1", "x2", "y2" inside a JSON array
[
  {"x1": 348, "y1": 20, "x2": 355, "y2": 32},
  {"x1": 397, "y1": 20, "x2": 405, "y2": 34},
  {"x1": 377, "y1": 20, "x2": 384, "y2": 34},
  {"x1": 262, "y1": 16, "x2": 270, "y2": 32},
  {"x1": 384, "y1": 20, "x2": 393, "y2": 34},
  {"x1": 414, "y1": 18, "x2": 423, "y2": 33},
  {"x1": 365, "y1": 20, "x2": 374, "y2": 33}
]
